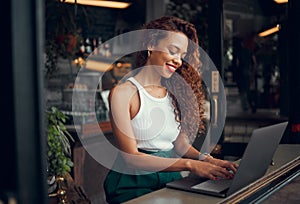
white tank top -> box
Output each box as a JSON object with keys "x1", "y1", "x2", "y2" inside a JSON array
[{"x1": 128, "y1": 77, "x2": 180, "y2": 151}]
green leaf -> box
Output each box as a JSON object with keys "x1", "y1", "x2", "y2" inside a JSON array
[{"x1": 46, "y1": 106, "x2": 74, "y2": 177}]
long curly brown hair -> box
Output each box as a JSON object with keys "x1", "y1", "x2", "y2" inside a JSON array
[{"x1": 135, "y1": 16, "x2": 206, "y2": 143}]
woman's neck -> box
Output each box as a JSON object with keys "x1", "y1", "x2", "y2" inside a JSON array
[{"x1": 134, "y1": 66, "x2": 162, "y2": 86}]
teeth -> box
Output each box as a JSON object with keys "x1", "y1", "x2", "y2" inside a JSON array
[{"x1": 167, "y1": 65, "x2": 176, "y2": 72}]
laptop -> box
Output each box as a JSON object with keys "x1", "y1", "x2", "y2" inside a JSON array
[{"x1": 166, "y1": 121, "x2": 288, "y2": 198}]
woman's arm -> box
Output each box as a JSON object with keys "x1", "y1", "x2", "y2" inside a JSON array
[
  {"x1": 173, "y1": 132, "x2": 238, "y2": 174},
  {"x1": 172, "y1": 131, "x2": 201, "y2": 159},
  {"x1": 109, "y1": 84, "x2": 190, "y2": 171},
  {"x1": 109, "y1": 84, "x2": 234, "y2": 180}
]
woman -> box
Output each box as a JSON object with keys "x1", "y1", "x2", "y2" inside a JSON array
[{"x1": 103, "y1": 16, "x2": 238, "y2": 204}]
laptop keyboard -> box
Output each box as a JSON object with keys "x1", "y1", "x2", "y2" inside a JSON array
[{"x1": 191, "y1": 178, "x2": 232, "y2": 193}]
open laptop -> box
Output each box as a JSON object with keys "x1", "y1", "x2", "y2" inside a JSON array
[{"x1": 166, "y1": 121, "x2": 288, "y2": 198}]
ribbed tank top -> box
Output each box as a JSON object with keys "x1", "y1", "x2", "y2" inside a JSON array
[{"x1": 127, "y1": 77, "x2": 180, "y2": 151}]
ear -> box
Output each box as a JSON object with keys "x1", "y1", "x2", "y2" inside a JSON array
[{"x1": 148, "y1": 45, "x2": 154, "y2": 52}]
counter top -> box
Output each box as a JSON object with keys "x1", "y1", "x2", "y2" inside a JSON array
[{"x1": 124, "y1": 144, "x2": 300, "y2": 204}]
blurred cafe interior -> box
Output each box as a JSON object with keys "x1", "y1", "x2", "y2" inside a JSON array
[{"x1": 1, "y1": 0, "x2": 300, "y2": 203}]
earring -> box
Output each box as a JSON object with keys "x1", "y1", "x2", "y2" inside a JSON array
[{"x1": 147, "y1": 50, "x2": 151, "y2": 57}]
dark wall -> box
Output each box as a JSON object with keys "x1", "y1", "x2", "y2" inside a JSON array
[
  {"x1": 1, "y1": 0, "x2": 16, "y2": 196},
  {"x1": 1, "y1": 0, "x2": 47, "y2": 203}
]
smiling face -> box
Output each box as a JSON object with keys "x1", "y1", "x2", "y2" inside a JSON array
[{"x1": 146, "y1": 32, "x2": 188, "y2": 78}]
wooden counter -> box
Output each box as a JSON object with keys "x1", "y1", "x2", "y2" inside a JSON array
[
  {"x1": 66, "y1": 121, "x2": 112, "y2": 186},
  {"x1": 66, "y1": 121, "x2": 113, "y2": 203},
  {"x1": 124, "y1": 144, "x2": 300, "y2": 204}
]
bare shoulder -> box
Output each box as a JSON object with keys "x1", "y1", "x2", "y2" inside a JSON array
[{"x1": 109, "y1": 81, "x2": 137, "y2": 101}]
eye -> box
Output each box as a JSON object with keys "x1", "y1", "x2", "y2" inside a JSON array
[{"x1": 168, "y1": 48, "x2": 177, "y2": 56}]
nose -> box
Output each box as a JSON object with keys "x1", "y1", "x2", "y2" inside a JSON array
[{"x1": 173, "y1": 55, "x2": 182, "y2": 67}]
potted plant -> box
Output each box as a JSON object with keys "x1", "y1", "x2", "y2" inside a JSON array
[{"x1": 46, "y1": 106, "x2": 74, "y2": 196}]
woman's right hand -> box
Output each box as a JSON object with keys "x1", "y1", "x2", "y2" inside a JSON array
[{"x1": 188, "y1": 160, "x2": 233, "y2": 181}]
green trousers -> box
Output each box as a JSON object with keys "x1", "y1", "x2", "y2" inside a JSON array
[{"x1": 103, "y1": 150, "x2": 182, "y2": 204}]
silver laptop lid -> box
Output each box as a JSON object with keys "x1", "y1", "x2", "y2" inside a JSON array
[{"x1": 227, "y1": 121, "x2": 288, "y2": 195}]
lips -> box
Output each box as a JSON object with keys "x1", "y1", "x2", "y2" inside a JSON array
[{"x1": 166, "y1": 64, "x2": 177, "y2": 73}]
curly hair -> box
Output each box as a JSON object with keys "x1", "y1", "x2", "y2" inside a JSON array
[{"x1": 135, "y1": 16, "x2": 206, "y2": 142}]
